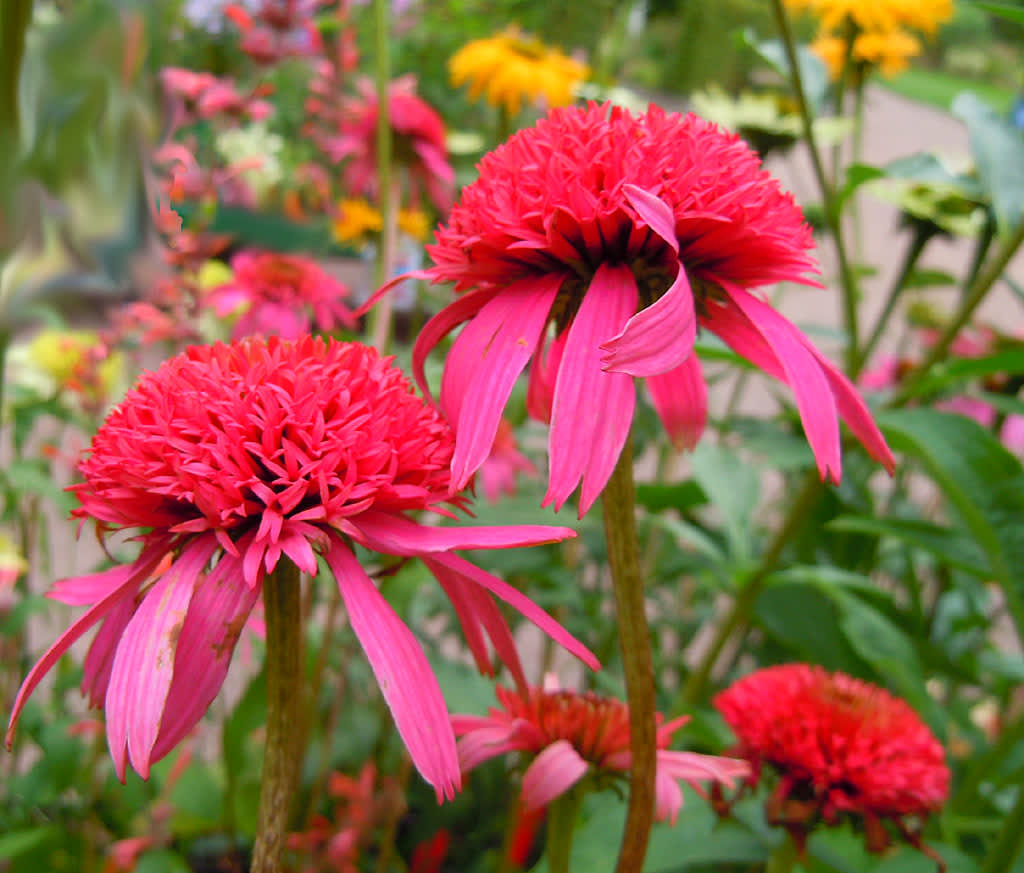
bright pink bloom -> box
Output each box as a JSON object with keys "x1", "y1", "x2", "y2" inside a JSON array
[
  {"x1": 327, "y1": 76, "x2": 454, "y2": 213},
  {"x1": 1001, "y1": 413, "x2": 1024, "y2": 454},
  {"x1": 478, "y1": 419, "x2": 536, "y2": 502},
  {"x1": 388, "y1": 103, "x2": 894, "y2": 515},
  {"x1": 935, "y1": 395, "x2": 997, "y2": 428},
  {"x1": 713, "y1": 665, "x2": 949, "y2": 838},
  {"x1": 6, "y1": 338, "x2": 597, "y2": 800},
  {"x1": 452, "y1": 677, "x2": 748, "y2": 824},
  {"x1": 208, "y1": 250, "x2": 356, "y2": 339}
]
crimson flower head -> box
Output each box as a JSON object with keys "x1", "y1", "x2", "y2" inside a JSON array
[
  {"x1": 327, "y1": 75, "x2": 454, "y2": 213},
  {"x1": 452, "y1": 677, "x2": 748, "y2": 824},
  {"x1": 208, "y1": 250, "x2": 356, "y2": 339},
  {"x1": 6, "y1": 337, "x2": 598, "y2": 800},
  {"x1": 713, "y1": 664, "x2": 949, "y2": 852},
  {"x1": 392, "y1": 103, "x2": 893, "y2": 515}
]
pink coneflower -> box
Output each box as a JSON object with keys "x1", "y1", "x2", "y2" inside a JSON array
[
  {"x1": 452, "y1": 677, "x2": 748, "y2": 824},
  {"x1": 327, "y1": 76, "x2": 454, "y2": 213},
  {"x1": 391, "y1": 103, "x2": 893, "y2": 515},
  {"x1": 713, "y1": 664, "x2": 949, "y2": 852},
  {"x1": 6, "y1": 337, "x2": 597, "y2": 800},
  {"x1": 208, "y1": 250, "x2": 356, "y2": 340}
]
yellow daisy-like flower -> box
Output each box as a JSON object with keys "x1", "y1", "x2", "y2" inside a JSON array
[
  {"x1": 786, "y1": 0, "x2": 952, "y2": 34},
  {"x1": 332, "y1": 198, "x2": 383, "y2": 245},
  {"x1": 27, "y1": 330, "x2": 122, "y2": 401},
  {"x1": 814, "y1": 27, "x2": 922, "y2": 78},
  {"x1": 449, "y1": 27, "x2": 588, "y2": 117},
  {"x1": 398, "y1": 208, "x2": 431, "y2": 243}
]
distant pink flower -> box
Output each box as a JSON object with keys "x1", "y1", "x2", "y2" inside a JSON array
[
  {"x1": 160, "y1": 68, "x2": 272, "y2": 127},
  {"x1": 452, "y1": 677, "x2": 748, "y2": 824},
  {"x1": 107, "y1": 836, "x2": 157, "y2": 872},
  {"x1": 225, "y1": 1, "x2": 325, "y2": 64},
  {"x1": 1001, "y1": 413, "x2": 1024, "y2": 454},
  {"x1": 935, "y1": 395, "x2": 997, "y2": 428},
  {"x1": 327, "y1": 76, "x2": 454, "y2": 212},
  {"x1": 208, "y1": 251, "x2": 356, "y2": 339},
  {"x1": 478, "y1": 419, "x2": 536, "y2": 502},
  {"x1": 6, "y1": 338, "x2": 597, "y2": 800},
  {"x1": 386, "y1": 103, "x2": 893, "y2": 515}
]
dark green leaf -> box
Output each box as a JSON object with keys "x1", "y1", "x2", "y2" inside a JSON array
[{"x1": 0, "y1": 827, "x2": 60, "y2": 860}]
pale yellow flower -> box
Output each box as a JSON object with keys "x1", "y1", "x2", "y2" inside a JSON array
[
  {"x1": 28, "y1": 330, "x2": 122, "y2": 400},
  {"x1": 449, "y1": 28, "x2": 588, "y2": 117},
  {"x1": 332, "y1": 198, "x2": 383, "y2": 245},
  {"x1": 0, "y1": 533, "x2": 27, "y2": 590},
  {"x1": 398, "y1": 208, "x2": 431, "y2": 243}
]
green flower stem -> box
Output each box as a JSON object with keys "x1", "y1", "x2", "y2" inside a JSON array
[
  {"x1": 368, "y1": 0, "x2": 395, "y2": 353},
  {"x1": 251, "y1": 559, "x2": 304, "y2": 873},
  {"x1": 964, "y1": 212, "x2": 996, "y2": 296},
  {"x1": 891, "y1": 216, "x2": 1024, "y2": 407},
  {"x1": 770, "y1": 0, "x2": 861, "y2": 372},
  {"x1": 680, "y1": 471, "x2": 822, "y2": 707},
  {"x1": 980, "y1": 780, "x2": 1024, "y2": 873},
  {"x1": 601, "y1": 435, "x2": 658, "y2": 873},
  {"x1": 765, "y1": 832, "x2": 801, "y2": 873},
  {"x1": 546, "y1": 785, "x2": 585, "y2": 873},
  {"x1": 952, "y1": 712, "x2": 1024, "y2": 816}
]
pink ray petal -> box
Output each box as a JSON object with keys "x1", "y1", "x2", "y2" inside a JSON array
[
  {"x1": 412, "y1": 286, "x2": 502, "y2": 401},
  {"x1": 600, "y1": 265, "x2": 697, "y2": 377},
  {"x1": 646, "y1": 355, "x2": 707, "y2": 450},
  {"x1": 82, "y1": 595, "x2": 139, "y2": 708},
  {"x1": 449, "y1": 275, "x2": 564, "y2": 489},
  {"x1": 149, "y1": 552, "x2": 261, "y2": 764},
  {"x1": 655, "y1": 769, "x2": 685, "y2": 825},
  {"x1": 623, "y1": 184, "x2": 680, "y2": 255},
  {"x1": 527, "y1": 329, "x2": 567, "y2": 424},
  {"x1": 521, "y1": 739, "x2": 590, "y2": 811},
  {"x1": 545, "y1": 263, "x2": 637, "y2": 514},
  {"x1": 348, "y1": 510, "x2": 575, "y2": 556},
  {"x1": 50, "y1": 565, "x2": 135, "y2": 606},
  {"x1": 353, "y1": 269, "x2": 436, "y2": 319},
  {"x1": 105, "y1": 536, "x2": 216, "y2": 780},
  {"x1": 455, "y1": 721, "x2": 537, "y2": 772},
  {"x1": 714, "y1": 285, "x2": 842, "y2": 483},
  {"x1": 5, "y1": 543, "x2": 170, "y2": 750},
  {"x1": 426, "y1": 553, "x2": 600, "y2": 671},
  {"x1": 324, "y1": 536, "x2": 460, "y2": 802}
]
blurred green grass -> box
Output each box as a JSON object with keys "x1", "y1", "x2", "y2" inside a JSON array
[{"x1": 882, "y1": 66, "x2": 1016, "y2": 114}]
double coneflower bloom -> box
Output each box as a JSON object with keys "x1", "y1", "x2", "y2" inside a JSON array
[
  {"x1": 388, "y1": 103, "x2": 893, "y2": 515},
  {"x1": 6, "y1": 337, "x2": 598, "y2": 800}
]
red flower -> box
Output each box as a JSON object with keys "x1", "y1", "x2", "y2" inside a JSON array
[
  {"x1": 208, "y1": 250, "x2": 356, "y2": 339},
  {"x1": 381, "y1": 103, "x2": 893, "y2": 515},
  {"x1": 713, "y1": 664, "x2": 949, "y2": 846},
  {"x1": 6, "y1": 338, "x2": 597, "y2": 799}
]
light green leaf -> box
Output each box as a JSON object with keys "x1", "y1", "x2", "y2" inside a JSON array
[{"x1": 690, "y1": 442, "x2": 759, "y2": 562}]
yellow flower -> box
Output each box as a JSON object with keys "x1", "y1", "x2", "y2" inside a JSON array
[
  {"x1": 813, "y1": 27, "x2": 922, "y2": 79},
  {"x1": 449, "y1": 28, "x2": 588, "y2": 117},
  {"x1": 197, "y1": 258, "x2": 234, "y2": 290},
  {"x1": 0, "y1": 533, "x2": 27, "y2": 590},
  {"x1": 27, "y1": 329, "x2": 121, "y2": 401},
  {"x1": 397, "y1": 208, "x2": 431, "y2": 243},
  {"x1": 787, "y1": 0, "x2": 952, "y2": 34},
  {"x1": 332, "y1": 198, "x2": 383, "y2": 245}
]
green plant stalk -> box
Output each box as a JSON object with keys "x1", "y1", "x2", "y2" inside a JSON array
[
  {"x1": 979, "y1": 781, "x2": 1024, "y2": 873},
  {"x1": 251, "y1": 559, "x2": 304, "y2": 873},
  {"x1": 770, "y1": 0, "x2": 861, "y2": 371},
  {"x1": 0, "y1": 0, "x2": 31, "y2": 140},
  {"x1": 964, "y1": 212, "x2": 996, "y2": 297},
  {"x1": 602, "y1": 435, "x2": 657, "y2": 873},
  {"x1": 546, "y1": 785, "x2": 584, "y2": 873},
  {"x1": 368, "y1": 0, "x2": 395, "y2": 353},
  {"x1": 680, "y1": 470, "x2": 822, "y2": 706},
  {"x1": 765, "y1": 832, "x2": 801, "y2": 873}
]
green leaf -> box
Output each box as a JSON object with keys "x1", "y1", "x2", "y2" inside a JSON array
[
  {"x1": 973, "y1": 1, "x2": 1024, "y2": 25},
  {"x1": 134, "y1": 850, "x2": 191, "y2": 873},
  {"x1": 740, "y1": 32, "x2": 829, "y2": 110},
  {"x1": 953, "y1": 92, "x2": 1024, "y2": 234},
  {"x1": 908, "y1": 348, "x2": 1024, "y2": 396},
  {"x1": 0, "y1": 826, "x2": 60, "y2": 860},
  {"x1": 634, "y1": 480, "x2": 706, "y2": 513},
  {"x1": 690, "y1": 442, "x2": 759, "y2": 562}
]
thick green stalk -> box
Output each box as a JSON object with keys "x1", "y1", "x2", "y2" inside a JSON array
[
  {"x1": 368, "y1": 0, "x2": 395, "y2": 352},
  {"x1": 546, "y1": 786, "x2": 584, "y2": 873},
  {"x1": 251, "y1": 559, "x2": 304, "y2": 873},
  {"x1": 770, "y1": 0, "x2": 861, "y2": 371},
  {"x1": 601, "y1": 435, "x2": 657, "y2": 873},
  {"x1": 980, "y1": 782, "x2": 1024, "y2": 873},
  {"x1": 765, "y1": 832, "x2": 801, "y2": 873}
]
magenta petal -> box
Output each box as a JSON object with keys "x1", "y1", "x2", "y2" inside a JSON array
[
  {"x1": 623, "y1": 184, "x2": 680, "y2": 255},
  {"x1": 50, "y1": 565, "x2": 136, "y2": 606},
  {"x1": 82, "y1": 595, "x2": 139, "y2": 708},
  {"x1": 527, "y1": 329, "x2": 567, "y2": 424},
  {"x1": 545, "y1": 263, "x2": 637, "y2": 514},
  {"x1": 427, "y1": 553, "x2": 600, "y2": 671},
  {"x1": 521, "y1": 739, "x2": 590, "y2": 811},
  {"x1": 324, "y1": 537, "x2": 460, "y2": 802},
  {"x1": 5, "y1": 543, "x2": 169, "y2": 751},
  {"x1": 448, "y1": 274, "x2": 564, "y2": 489},
  {"x1": 456, "y1": 721, "x2": 537, "y2": 772},
  {"x1": 348, "y1": 510, "x2": 576, "y2": 557},
  {"x1": 601, "y1": 263, "x2": 697, "y2": 377},
  {"x1": 716, "y1": 286, "x2": 842, "y2": 483},
  {"x1": 646, "y1": 354, "x2": 707, "y2": 450},
  {"x1": 105, "y1": 536, "x2": 216, "y2": 780},
  {"x1": 149, "y1": 552, "x2": 260, "y2": 765},
  {"x1": 353, "y1": 269, "x2": 434, "y2": 319}
]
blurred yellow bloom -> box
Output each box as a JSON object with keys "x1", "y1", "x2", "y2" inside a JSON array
[
  {"x1": 786, "y1": 0, "x2": 952, "y2": 34},
  {"x1": 332, "y1": 198, "x2": 383, "y2": 245},
  {"x1": 449, "y1": 28, "x2": 588, "y2": 117},
  {"x1": 814, "y1": 28, "x2": 922, "y2": 78},
  {"x1": 197, "y1": 259, "x2": 234, "y2": 291},
  {"x1": 28, "y1": 329, "x2": 122, "y2": 401},
  {"x1": 398, "y1": 208, "x2": 431, "y2": 243},
  {"x1": 0, "y1": 533, "x2": 27, "y2": 590}
]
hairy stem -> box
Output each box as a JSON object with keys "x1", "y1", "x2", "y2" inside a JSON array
[
  {"x1": 251, "y1": 559, "x2": 304, "y2": 873},
  {"x1": 602, "y1": 435, "x2": 657, "y2": 873}
]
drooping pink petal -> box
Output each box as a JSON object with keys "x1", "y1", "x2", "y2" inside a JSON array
[
  {"x1": 521, "y1": 739, "x2": 590, "y2": 810},
  {"x1": 149, "y1": 552, "x2": 261, "y2": 764},
  {"x1": 82, "y1": 595, "x2": 139, "y2": 708},
  {"x1": 455, "y1": 719, "x2": 539, "y2": 772},
  {"x1": 49, "y1": 565, "x2": 136, "y2": 606},
  {"x1": 105, "y1": 536, "x2": 216, "y2": 780},
  {"x1": 645, "y1": 355, "x2": 707, "y2": 450},
  {"x1": 448, "y1": 275, "x2": 564, "y2": 489},
  {"x1": 425, "y1": 553, "x2": 600, "y2": 670},
  {"x1": 325, "y1": 536, "x2": 460, "y2": 802},
  {"x1": 347, "y1": 510, "x2": 575, "y2": 557},
  {"x1": 545, "y1": 263, "x2": 637, "y2": 514},
  {"x1": 353, "y1": 269, "x2": 434, "y2": 319},
  {"x1": 526, "y1": 329, "x2": 567, "y2": 424}
]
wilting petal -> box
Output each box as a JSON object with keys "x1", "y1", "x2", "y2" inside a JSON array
[
  {"x1": 521, "y1": 739, "x2": 590, "y2": 810},
  {"x1": 646, "y1": 355, "x2": 707, "y2": 450},
  {"x1": 601, "y1": 264, "x2": 697, "y2": 377},
  {"x1": 448, "y1": 275, "x2": 564, "y2": 489},
  {"x1": 546, "y1": 263, "x2": 637, "y2": 515},
  {"x1": 106, "y1": 536, "x2": 216, "y2": 779},
  {"x1": 325, "y1": 537, "x2": 460, "y2": 801},
  {"x1": 425, "y1": 553, "x2": 599, "y2": 671},
  {"x1": 149, "y1": 552, "x2": 261, "y2": 765}
]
